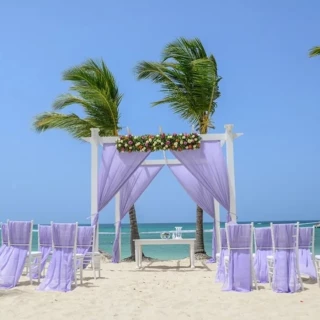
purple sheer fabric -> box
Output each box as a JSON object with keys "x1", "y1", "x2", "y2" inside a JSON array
[
  {"x1": 31, "y1": 225, "x2": 52, "y2": 279},
  {"x1": 222, "y1": 224, "x2": 253, "y2": 292},
  {"x1": 215, "y1": 228, "x2": 228, "y2": 282},
  {"x1": 254, "y1": 228, "x2": 272, "y2": 283},
  {"x1": 299, "y1": 227, "x2": 316, "y2": 279},
  {"x1": 272, "y1": 224, "x2": 301, "y2": 293},
  {"x1": 168, "y1": 164, "x2": 217, "y2": 262},
  {"x1": 171, "y1": 141, "x2": 231, "y2": 222},
  {"x1": 0, "y1": 221, "x2": 32, "y2": 289},
  {"x1": 92, "y1": 144, "x2": 150, "y2": 226},
  {"x1": 38, "y1": 223, "x2": 77, "y2": 292},
  {"x1": 77, "y1": 226, "x2": 94, "y2": 268},
  {"x1": 112, "y1": 165, "x2": 163, "y2": 263},
  {"x1": 0, "y1": 223, "x2": 8, "y2": 257}
]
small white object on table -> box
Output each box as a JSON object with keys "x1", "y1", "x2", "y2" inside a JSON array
[{"x1": 134, "y1": 239, "x2": 196, "y2": 269}]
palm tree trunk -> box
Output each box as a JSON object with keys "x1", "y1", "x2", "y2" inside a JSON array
[
  {"x1": 195, "y1": 205, "x2": 209, "y2": 259},
  {"x1": 128, "y1": 204, "x2": 144, "y2": 261}
]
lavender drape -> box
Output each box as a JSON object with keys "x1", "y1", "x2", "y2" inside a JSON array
[
  {"x1": 215, "y1": 228, "x2": 228, "y2": 282},
  {"x1": 31, "y1": 225, "x2": 52, "y2": 279},
  {"x1": 92, "y1": 144, "x2": 151, "y2": 226},
  {"x1": 0, "y1": 221, "x2": 32, "y2": 289},
  {"x1": 254, "y1": 227, "x2": 272, "y2": 283},
  {"x1": 171, "y1": 141, "x2": 231, "y2": 222},
  {"x1": 112, "y1": 165, "x2": 163, "y2": 263},
  {"x1": 222, "y1": 224, "x2": 253, "y2": 292},
  {"x1": 272, "y1": 224, "x2": 301, "y2": 293},
  {"x1": 299, "y1": 227, "x2": 316, "y2": 279},
  {"x1": 168, "y1": 164, "x2": 217, "y2": 262},
  {"x1": 77, "y1": 226, "x2": 94, "y2": 268},
  {"x1": 38, "y1": 223, "x2": 77, "y2": 292},
  {"x1": 0, "y1": 223, "x2": 8, "y2": 257}
]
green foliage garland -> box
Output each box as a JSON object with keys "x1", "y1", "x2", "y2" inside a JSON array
[{"x1": 116, "y1": 133, "x2": 201, "y2": 152}]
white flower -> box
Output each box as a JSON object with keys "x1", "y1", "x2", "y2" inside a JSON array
[
  {"x1": 156, "y1": 134, "x2": 159, "y2": 137},
  {"x1": 161, "y1": 142, "x2": 164, "y2": 145},
  {"x1": 174, "y1": 142, "x2": 178, "y2": 147},
  {"x1": 135, "y1": 142, "x2": 141, "y2": 146},
  {"x1": 168, "y1": 135, "x2": 172, "y2": 139},
  {"x1": 188, "y1": 139, "x2": 192, "y2": 143},
  {"x1": 134, "y1": 136, "x2": 138, "y2": 139},
  {"x1": 182, "y1": 136, "x2": 185, "y2": 139},
  {"x1": 129, "y1": 146, "x2": 132, "y2": 149},
  {"x1": 125, "y1": 143, "x2": 128, "y2": 147},
  {"x1": 194, "y1": 138, "x2": 198, "y2": 142},
  {"x1": 180, "y1": 141, "x2": 184, "y2": 145},
  {"x1": 192, "y1": 135, "x2": 195, "y2": 138},
  {"x1": 149, "y1": 138, "x2": 152, "y2": 142},
  {"x1": 193, "y1": 145, "x2": 197, "y2": 149}
]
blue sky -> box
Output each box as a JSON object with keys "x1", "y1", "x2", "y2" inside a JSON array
[{"x1": 0, "y1": 0, "x2": 320, "y2": 224}]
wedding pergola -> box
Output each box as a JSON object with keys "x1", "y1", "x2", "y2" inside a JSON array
[{"x1": 82, "y1": 124, "x2": 242, "y2": 262}]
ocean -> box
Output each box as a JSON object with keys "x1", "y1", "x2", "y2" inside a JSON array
[{"x1": 2, "y1": 221, "x2": 320, "y2": 260}]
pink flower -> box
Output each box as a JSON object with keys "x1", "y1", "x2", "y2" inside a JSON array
[
  {"x1": 128, "y1": 141, "x2": 133, "y2": 145},
  {"x1": 166, "y1": 141, "x2": 170, "y2": 145}
]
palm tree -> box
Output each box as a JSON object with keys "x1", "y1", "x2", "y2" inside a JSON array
[
  {"x1": 309, "y1": 46, "x2": 320, "y2": 57},
  {"x1": 135, "y1": 37, "x2": 221, "y2": 259},
  {"x1": 33, "y1": 58, "x2": 144, "y2": 261}
]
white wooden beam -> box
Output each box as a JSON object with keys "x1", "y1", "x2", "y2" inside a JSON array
[
  {"x1": 224, "y1": 124, "x2": 237, "y2": 222},
  {"x1": 214, "y1": 199, "x2": 221, "y2": 253},
  {"x1": 115, "y1": 192, "x2": 121, "y2": 260}
]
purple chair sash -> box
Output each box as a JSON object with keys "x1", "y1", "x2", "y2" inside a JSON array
[
  {"x1": 38, "y1": 223, "x2": 77, "y2": 292},
  {"x1": 31, "y1": 225, "x2": 52, "y2": 279},
  {"x1": 215, "y1": 229, "x2": 228, "y2": 282},
  {"x1": 254, "y1": 227, "x2": 273, "y2": 283},
  {"x1": 0, "y1": 221, "x2": 32, "y2": 289},
  {"x1": 272, "y1": 224, "x2": 301, "y2": 293},
  {"x1": 0, "y1": 223, "x2": 8, "y2": 257},
  {"x1": 299, "y1": 227, "x2": 316, "y2": 279},
  {"x1": 77, "y1": 226, "x2": 94, "y2": 268},
  {"x1": 222, "y1": 224, "x2": 253, "y2": 292}
]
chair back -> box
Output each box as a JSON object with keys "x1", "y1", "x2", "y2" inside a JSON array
[
  {"x1": 7, "y1": 220, "x2": 33, "y2": 252},
  {"x1": 270, "y1": 222, "x2": 299, "y2": 253},
  {"x1": 77, "y1": 226, "x2": 95, "y2": 251},
  {"x1": 226, "y1": 223, "x2": 253, "y2": 251},
  {"x1": 254, "y1": 227, "x2": 272, "y2": 251},
  {"x1": 38, "y1": 225, "x2": 52, "y2": 249},
  {"x1": 1, "y1": 223, "x2": 8, "y2": 246},
  {"x1": 220, "y1": 228, "x2": 227, "y2": 250},
  {"x1": 51, "y1": 222, "x2": 78, "y2": 255}
]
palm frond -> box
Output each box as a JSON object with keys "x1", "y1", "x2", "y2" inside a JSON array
[
  {"x1": 135, "y1": 37, "x2": 221, "y2": 133},
  {"x1": 309, "y1": 46, "x2": 320, "y2": 57},
  {"x1": 33, "y1": 112, "x2": 93, "y2": 139}
]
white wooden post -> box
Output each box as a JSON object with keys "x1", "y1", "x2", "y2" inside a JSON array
[
  {"x1": 115, "y1": 192, "x2": 121, "y2": 260},
  {"x1": 214, "y1": 199, "x2": 221, "y2": 253},
  {"x1": 90, "y1": 128, "x2": 100, "y2": 248},
  {"x1": 224, "y1": 124, "x2": 237, "y2": 222}
]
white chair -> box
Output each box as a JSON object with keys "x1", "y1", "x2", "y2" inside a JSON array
[
  {"x1": 51, "y1": 222, "x2": 84, "y2": 287},
  {"x1": 311, "y1": 226, "x2": 320, "y2": 287},
  {"x1": 7, "y1": 220, "x2": 41, "y2": 284},
  {"x1": 76, "y1": 226, "x2": 101, "y2": 280},
  {"x1": 267, "y1": 222, "x2": 303, "y2": 292},
  {"x1": 223, "y1": 222, "x2": 257, "y2": 290}
]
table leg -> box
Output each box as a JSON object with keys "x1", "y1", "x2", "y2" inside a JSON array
[
  {"x1": 190, "y1": 244, "x2": 195, "y2": 269},
  {"x1": 135, "y1": 245, "x2": 139, "y2": 269},
  {"x1": 139, "y1": 245, "x2": 143, "y2": 268}
]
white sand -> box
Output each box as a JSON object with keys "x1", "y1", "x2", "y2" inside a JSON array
[{"x1": 0, "y1": 259, "x2": 319, "y2": 320}]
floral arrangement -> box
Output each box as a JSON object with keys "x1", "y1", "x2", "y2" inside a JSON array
[{"x1": 116, "y1": 133, "x2": 202, "y2": 152}]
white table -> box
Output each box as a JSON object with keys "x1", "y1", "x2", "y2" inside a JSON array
[{"x1": 134, "y1": 238, "x2": 196, "y2": 269}]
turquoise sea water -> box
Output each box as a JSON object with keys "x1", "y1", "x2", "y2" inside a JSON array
[{"x1": 2, "y1": 221, "x2": 320, "y2": 260}]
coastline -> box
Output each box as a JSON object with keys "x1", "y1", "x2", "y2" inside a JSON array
[{"x1": 0, "y1": 259, "x2": 319, "y2": 320}]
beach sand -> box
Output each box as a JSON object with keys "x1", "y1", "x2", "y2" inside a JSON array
[{"x1": 0, "y1": 259, "x2": 319, "y2": 320}]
